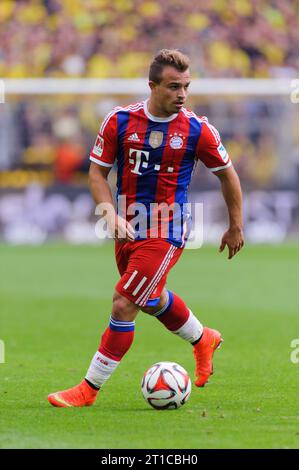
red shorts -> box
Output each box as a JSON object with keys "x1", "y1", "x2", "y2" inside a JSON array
[{"x1": 115, "y1": 239, "x2": 183, "y2": 307}]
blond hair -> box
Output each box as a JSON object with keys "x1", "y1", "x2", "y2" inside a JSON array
[{"x1": 149, "y1": 49, "x2": 190, "y2": 83}]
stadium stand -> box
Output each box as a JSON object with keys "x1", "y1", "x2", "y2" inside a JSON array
[
  {"x1": 0, "y1": 1, "x2": 298, "y2": 243},
  {"x1": 0, "y1": 0, "x2": 298, "y2": 79}
]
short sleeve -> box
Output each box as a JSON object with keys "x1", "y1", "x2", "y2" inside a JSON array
[
  {"x1": 196, "y1": 121, "x2": 232, "y2": 172},
  {"x1": 89, "y1": 112, "x2": 118, "y2": 167}
]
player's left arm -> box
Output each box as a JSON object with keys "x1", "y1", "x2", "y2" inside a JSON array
[
  {"x1": 214, "y1": 166, "x2": 244, "y2": 260},
  {"x1": 196, "y1": 120, "x2": 244, "y2": 259}
]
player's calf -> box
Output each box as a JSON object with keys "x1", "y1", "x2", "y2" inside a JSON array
[{"x1": 143, "y1": 289, "x2": 222, "y2": 387}]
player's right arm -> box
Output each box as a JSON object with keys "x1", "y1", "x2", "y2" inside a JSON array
[{"x1": 88, "y1": 113, "x2": 134, "y2": 242}]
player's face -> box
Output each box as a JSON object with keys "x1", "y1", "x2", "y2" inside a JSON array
[{"x1": 150, "y1": 66, "x2": 191, "y2": 116}]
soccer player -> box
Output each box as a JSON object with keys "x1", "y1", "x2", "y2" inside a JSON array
[{"x1": 48, "y1": 49, "x2": 244, "y2": 407}]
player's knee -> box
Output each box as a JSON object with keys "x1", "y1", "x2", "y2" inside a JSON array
[
  {"x1": 141, "y1": 305, "x2": 154, "y2": 315},
  {"x1": 141, "y1": 289, "x2": 168, "y2": 316},
  {"x1": 112, "y1": 291, "x2": 138, "y2": 321},
  {"x1": 142, "y1": 302, "x2": 163, "y2": 315}
]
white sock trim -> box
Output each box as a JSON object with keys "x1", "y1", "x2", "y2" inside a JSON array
[
  {"x1": 172, "y1": 310, "x2": 203, "y2": 343},
  {"x1": 85, "y1": 351, "x2": 120, "y2": 389}
]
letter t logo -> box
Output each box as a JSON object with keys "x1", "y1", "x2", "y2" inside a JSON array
[{"x1": 129, "y1": 148, "x2": 149, "y2": 175}]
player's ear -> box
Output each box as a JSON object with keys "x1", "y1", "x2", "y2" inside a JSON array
[{"x1": 148, "y1": 80, "x2": 158, "y2": 92}]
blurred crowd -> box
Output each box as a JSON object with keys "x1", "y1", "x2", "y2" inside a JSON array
[
  {"x1": 0, "y1": 0, "x2": 298, "y2": 79},
  {"x1": 2, "y1": 94, "x2": 294, "y2": 190},
  {"x1": 1, "y1": 0, "x2": 299, "y2": 191}
]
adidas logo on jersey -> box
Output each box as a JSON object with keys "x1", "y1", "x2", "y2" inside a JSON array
[{"x1": 128, "y1": 133, "x2": 140, "y2": 142}]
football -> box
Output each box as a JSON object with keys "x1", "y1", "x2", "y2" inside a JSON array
[{"x1": 141, "y1": 362, "x2": 191, "y2": 410}]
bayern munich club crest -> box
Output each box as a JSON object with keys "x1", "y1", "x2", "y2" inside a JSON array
[{"x1": 169, "y1": 133, "x2": 185, "y2": 149}]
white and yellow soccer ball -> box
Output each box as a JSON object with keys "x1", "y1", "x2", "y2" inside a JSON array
[{"x1": 141, "y1": 362, "x2": 191, "y2": 410}]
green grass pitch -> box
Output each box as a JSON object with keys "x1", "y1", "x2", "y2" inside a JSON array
[{"x1": 1, "y1": 243, "x2": 299, "y2": 449}]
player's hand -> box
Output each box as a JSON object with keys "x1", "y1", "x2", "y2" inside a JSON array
[
  {"x1": 107, "y1": 214, "x2": 135, "y2": 242},
  {"x1": 219, "y1": 227, "x2": 244, "y2": 260}
]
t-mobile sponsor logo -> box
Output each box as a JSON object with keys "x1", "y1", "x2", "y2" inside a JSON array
[{"x1": 129, "y1": 148, "x2": 150, "y2": 175}]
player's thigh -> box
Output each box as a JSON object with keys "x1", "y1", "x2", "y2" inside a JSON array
[
  {"x1": 115, "y1": 239, "x2": 183, "y2": 308},
  {"x1": 115, "y1": 240, "x2": 130, "y2": 276}
]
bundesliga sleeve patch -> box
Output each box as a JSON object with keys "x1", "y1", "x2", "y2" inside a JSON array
[
  {"x1": 217, "y1": 143, "x2": 229, "y2": 163},
  {"x1": 93, "y1": 135, "x2": 104, "y2": 157}
]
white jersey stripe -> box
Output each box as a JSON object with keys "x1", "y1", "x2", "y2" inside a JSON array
[
  {"x1": 139, "y1": 247, "x2": 177, "y2": 307},
  {"x1": 182, "y1": 108, "x2": 201, "y2": 120},
  {"x1": 136, "y1": 245, "x2": 177, "y2": 306},
  {"x1": 182, "y1": 108, "x2": 220, "y2": 145},
  {"x1": 136, "y1": 245, "x2": 175, "y2": 305},
  {"x1": 206, "y1": 122, "x2": 220, "y2": 143},
  {"x1": 132, "y1": 276, "x2": 148, "y2": 296},
  {"x1": 137, "y1": 245, "x2": 173, "y2": 303},
  {"x1": 210, "y1": 161, "x2": 232, "y2": 172},
  {"x1": 100, "y1": 106, "x2": 121, "y2": 134},
  {"x1": 123, "y1": 270, "x2": 138, "y2": 290},
  {"x1": 100, "y1": 103, "x2": 143, "y2": 134},
  {"x1": 182, "y1": 108, "x2": 204, "y2": 128},
  {"x1": 143, "y1": 249, "x2": 177, "y2": 305},
  {"x1": 89, "y1": 156, "x2": 113, "y2": 167}
]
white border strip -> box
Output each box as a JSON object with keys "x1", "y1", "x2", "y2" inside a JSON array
[
  {"x1": 2, "y1": 79, "x2": 294, "y2": 95},
  {"x1": 210, "y1": 161, "x2": 232, "y2": 172},
  {"x1": 110, "y1": 317, "x2": 135, "y2": 327},
  {"x1": 89, "y1": 156, "x2": 113, "y2": 167},
  {"x1": 0, "y1": 80, "x2": 4, "y2": 103}
]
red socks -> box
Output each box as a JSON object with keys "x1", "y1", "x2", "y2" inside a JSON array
[
  {"x1": 99, "y1": 316, "x2": 135, "y2": 361},
  {"x1": 156, "y1": 291, "x2": 190, "y2": 331}
]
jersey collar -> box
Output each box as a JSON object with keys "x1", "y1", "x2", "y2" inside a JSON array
[{"x1": 143, "y1": 99, "x2": 179, "y2": 123}]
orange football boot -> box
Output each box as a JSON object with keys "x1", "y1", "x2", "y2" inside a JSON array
[
  {"x1": 193, "y1": 327, "x2": 223, "y2": 387},
  {"x1": 48, "y1": 379, "x2": 98, "y2": 407}
]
